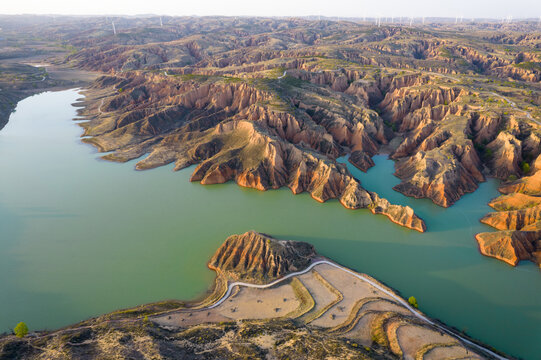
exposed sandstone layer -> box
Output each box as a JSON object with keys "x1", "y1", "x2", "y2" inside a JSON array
[
  {"x1": 208, "y1": 231, "x2": 316, "y2": 283},
  {"x1": 489, "y1": 192, "x2": 541, "y2": 211},
  {"x1": 78, "y1": 71, "x2": 425, "y2": 232},
  {"x1": 485, "y1": 132, "x2": 522, "y2": 179},
  {"x1": 0, "y1": 231, "x2": 500, "y2": 360},
  {"x1": 348, "y1": 150, "x2": 375, "y2": 172},
  {"x1": 369, "y1": 194, "x2": 426, "y2": 232},
  {"x1": 377, "y1": 79, "x2": 540, "y2": 207},
  {"x1": 499, "y1": 170, "x2": 541, "y2": 195},
  {"x1": 476, "y1": 158, "x2": 541, "y2": 267},
  {"x1": 61, "y1": 15, "x2": 541, "y2": 213},
  {"x1": 481, "y1": 205, "x2": 541, "y2": 231},
  {"x1": 476, "y1": 231, "x2": 541, "y2": 266}
]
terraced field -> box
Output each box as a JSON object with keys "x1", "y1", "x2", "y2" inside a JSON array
[{"x1": 154, "y1": 262, "x2": 487, "y2": 359}]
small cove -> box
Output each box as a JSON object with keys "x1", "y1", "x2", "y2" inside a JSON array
[{"x1": 0, "y1": 89, "x2": 540, "y2": 358}]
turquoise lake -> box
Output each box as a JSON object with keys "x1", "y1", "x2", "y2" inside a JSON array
[{"x1": 0, "y1": 89, "x2": 540, "y2": 358}]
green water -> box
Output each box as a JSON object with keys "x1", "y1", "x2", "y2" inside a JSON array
[{"x1": 0, "y1": 89, "x2": 539, "y2": 358}]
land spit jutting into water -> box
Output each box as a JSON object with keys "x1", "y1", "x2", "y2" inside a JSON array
[
  {"x1": 1, "y1": 15, "x2": 541, "y2": 359},
  {"x1": 0, "y1": 88, "x2": 540, "y2": 359},
  {"x1": 0, "y1": 232, "x2": 509, "y2": 360}
]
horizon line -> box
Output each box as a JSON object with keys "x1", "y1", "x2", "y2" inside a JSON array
[{"x1": 0, "y1": 14, "x2": 540, "y2": 21}]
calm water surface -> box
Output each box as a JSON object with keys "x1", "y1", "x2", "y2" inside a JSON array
[{"x1": 0, "y1": 90, "x2": 540, "y2": 358}]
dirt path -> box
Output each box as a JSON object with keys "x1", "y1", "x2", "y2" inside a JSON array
[
  {"x1": 97, "y1": 98, "x2": 104, "y2": 114},
  {"x1": 490, "y1": 91, "x2": 541, "y2": 126},
  {"x1": 208, "y1": 259, "x2": 507, "y2": 360}
]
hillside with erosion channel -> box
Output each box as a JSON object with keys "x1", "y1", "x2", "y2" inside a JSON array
[
  {"x1": 0, "y1": 232, "x2": 511, "y2": 359},
  {"x1": 67, "y1": 17, "x2": 541, "y2": 267},
  {"x1": 2, "y1": 16, "x2": 540, "y2": 268},
  {"x1": 2, "y1": 14, "x2": 541, "y2": 360}
]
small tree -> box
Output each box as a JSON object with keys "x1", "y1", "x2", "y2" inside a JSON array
[
  {"x1": 408, "y1": 296, "x2": 418, "y2": 308},
  {"x1": 14, "y1": 322, "x2": 28, "y2": 338},
  {"x1": 521, "y1": 162, "x2": 530, "y2": 174}
]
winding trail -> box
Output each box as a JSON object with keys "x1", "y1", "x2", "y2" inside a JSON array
[
  {"x1": 208, "y1": 259, "x2": 507, "y2": 360},
  {"x1": 277, "y1": 70, "x2": 287, "y2": 79},
  {"x1": 423, "y1": 71, "x2": 539, "y2": 126},
  {"x1": 425, "y1": 71, "x2": 461, "y2": 82},
  {"x1": 490, "y1": 91, "x2": 541, "y2": 126},
  {"x1": 97, "y1": 99, "x2": 104, "y2": 114}
]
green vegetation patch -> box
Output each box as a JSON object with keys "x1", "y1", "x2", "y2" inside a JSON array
[
  {"x1": 514, "y1": 62, "x2": 541, "y2": 71},
  {"x1": 179, "y1": 74, "x2": 211, "y2": 82}
]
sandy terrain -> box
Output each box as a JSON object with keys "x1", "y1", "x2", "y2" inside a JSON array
[{"x1": 153, "y1": 262, "x2": 491, "y2": 359}]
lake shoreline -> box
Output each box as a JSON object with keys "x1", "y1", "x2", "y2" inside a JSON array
[
  {"x1": 0, "y1": 89, "x2": 539, "y2": 359},
  {"x1": 0, "y1": 232, "x2": 512, "y2": 360}
]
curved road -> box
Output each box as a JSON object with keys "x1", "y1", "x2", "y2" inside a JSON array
[
  {"x1": 208, "y1": 259, "x2": 507, "y2": 360},
  {"x1": 490, "y1": 91, "x2": 541, "y2": 126},
  {"x1": 424, "y1": 71, "x2": 539, "y2": 126}
]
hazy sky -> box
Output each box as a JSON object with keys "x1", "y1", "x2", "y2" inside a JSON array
[{"x1": 1, "y1": 0, "x2": 540, "y2": 19}]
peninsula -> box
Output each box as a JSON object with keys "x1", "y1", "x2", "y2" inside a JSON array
[{"x1": 0, "y1": 232, "x2": 509, "y2": 359}]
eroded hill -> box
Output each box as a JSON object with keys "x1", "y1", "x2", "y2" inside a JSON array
[
  {"x1": 1, "y1": 15, "x2": 540, "y2": 267},
  {"x1": 0, "y1": 232, "x2": 507, "y2": 360}
]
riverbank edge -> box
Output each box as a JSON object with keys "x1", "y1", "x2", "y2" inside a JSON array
[{"x1": 0, "y1": 248, "x2": 513, "y2": 360}]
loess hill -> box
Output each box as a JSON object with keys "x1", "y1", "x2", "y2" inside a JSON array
[
  {"x1": 0, "y1": 232, "x2": 507, "y2": 359},
  {"x1": 1, "y1": 15, "x2": 541, "y2": 266}
]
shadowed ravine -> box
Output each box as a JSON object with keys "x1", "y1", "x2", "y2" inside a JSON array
[{"x1": 0, "y1": 89, "x2": 540, "y2": 358}]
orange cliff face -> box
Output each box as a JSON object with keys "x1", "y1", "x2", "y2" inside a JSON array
[
  {"x1": 208, "y1": 231, "x2": 316, "y2": 283},
  {"x1": 476, "y1": 155, "x2": 541, "y2": 268},
  {"x1": 78, "y1": 72, "x2": 426, "y2": 233}
]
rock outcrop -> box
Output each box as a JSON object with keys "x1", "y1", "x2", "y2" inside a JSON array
[
  {"x1": 348, "y1": 150, "x2": 375, "y2": 172},
  {"x1": 499, "y1": 171, "x2": 541, "y2": 195},
  {"x1": 485, "y1": 132, "x2": 522, "y2": 179},
  {"x1": 476, "y1": 156, "x2": 541, "y2": 268},
  {"x1": 379, "y1": 84, "x2": 491, "y2": 207},
  {"x1": 369, "y1": 194, "x2": 426, "y2": 232},
  {"x1": 480, "y1": 205, "x2": 541, "y2": 231},
  {"x1": 208, "y1": 231, "x2": 315, "y2": 283},
  {"x1": 476, "y1": 230, "x2": 541, "y2": 267},
  {"x1": 56, "y1": 16, "x2": 541, "y2": 264},
  {"x1": 0, "y1": 230, "x2": 499, "y2": 360},
  {"x1": 78, "y1": 71, "x2": 425, "y2": 232}
]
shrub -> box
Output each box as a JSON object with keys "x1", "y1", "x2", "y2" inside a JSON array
[
  {"x1": 484, "y1": 148, "x2": 493, "y2": 159},
  {"x1": 507, "y1": 174, "x2": 518, "y2": 182},
  {"x1": 408, "y1": 296, "x2": 418, "y2": 308},
  {"x1": 521, "y1": 162, "x2": 530, "y2": 174},
  {"x1": 14, "y1": 322, "x2": 28, "y2": 338}
]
